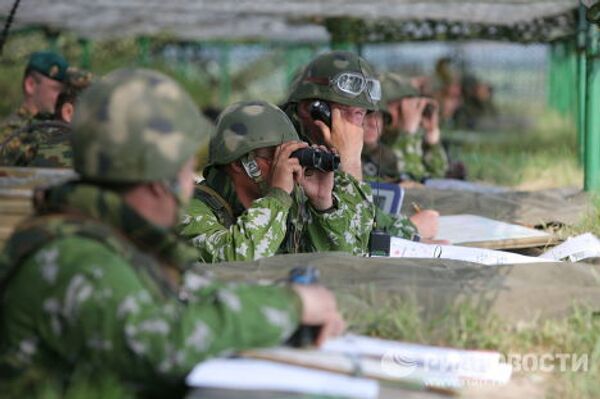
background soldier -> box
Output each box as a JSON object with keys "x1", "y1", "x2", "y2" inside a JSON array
[
  {"x1": 380, "y1": 72, "x2": 449, "y2": 183},
  {"x1": 0, "y1": 51, "x2": 69, "y2": 141},
  {"x1": 0, "y1": 68, "x2": 93, "y2": 168},
  {"x1": 0, "y1": 69, "x2": 344, "y2": 397}
]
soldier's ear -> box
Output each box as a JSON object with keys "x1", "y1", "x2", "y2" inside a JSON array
[
  {"x1": 229, "y1": 161, "x2": 245, "y2": 175},
  {"x1": 60, "y1": 103, "x2": 75, "y2": 123},
  {"x1": 23, "y1": 75, "x2": 37, "y2": 96}
]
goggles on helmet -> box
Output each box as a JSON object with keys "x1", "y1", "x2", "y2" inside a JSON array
[{"x1": 307, "y1": 72, "x2": 381, "y2": 102}]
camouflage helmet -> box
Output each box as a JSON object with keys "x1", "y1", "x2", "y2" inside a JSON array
[
  {"x1": 286, "y1": 51, "x2": 380, "y2": 111},
  {"x1": 208, "y1": 100, "x2": 299, "y2": 167},
  {"x1": 72, "y1": 68, "x2": 213, "y2": 182},
  {"x1": 380, "y1": 72, "x2": 419, "y2": 105}
]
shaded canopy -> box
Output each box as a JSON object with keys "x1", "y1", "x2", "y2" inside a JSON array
[{"x1": 0, "y1": 0, "x2": 579, "y2": 43}]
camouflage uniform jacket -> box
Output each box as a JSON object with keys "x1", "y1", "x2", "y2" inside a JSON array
[
  {"x1": 284, "y1": 104, "x2": 417, "y2": 241},
  {"x1": 178, "y1": 166, "x2": 372, "y2": 262},
  {"x1": 0, "y1": 120, "x2": 73, "y2": 168},
  {"x1": 394, "y1": 131, "x2": 448, "y2": 182},
  {"x1": 283, "y1": 104, "x2": 375, "y2": 247},
  {"x1": 0, "y1": 105, "x2": 36, "y2": 141},
  {"x1": 0, "y1": 181, "x2": 301, "y2": 394}
]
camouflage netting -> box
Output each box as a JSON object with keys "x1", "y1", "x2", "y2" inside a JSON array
[
  {"x1": 203, "y1": 252, "x2": 600, "y2": 324},
  {"x1": 0, "y1": 0, "x2": 579, "y2": 43}
]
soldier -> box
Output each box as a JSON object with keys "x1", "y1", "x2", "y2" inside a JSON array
[
  {"x1": 283, "y1": 51, "x2": 438, "y2": 242},
  {"x1": 0, "y1": 51, "x2": 69, "y2": 141},
  {"x1": 362, "y1": 103, "x2": 402, "y2": 182},
  {"x1": 0, "y1": 69, "x2": 93, "y2": 168},
  {"x1": 380, "y1": 73, "x2": 449, "y2": 183},
  {"x1": 179, "y1": 100, "x2": 368, "y2": 262},
  {"x1": 0, "y1": 69, "x2": 344, "y2": 396}
]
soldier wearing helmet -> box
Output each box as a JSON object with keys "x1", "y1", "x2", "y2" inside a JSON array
[
  {"x1": 179, "y1": 100, "x2": 368, "y2": 261},
  {"x1": 0, "y1": 69, "x2": 344, "y2": 396},
  {"x1": 283, "y1": 51, "x2": 380, "y2": 252},
  {"x1": 361, "y1": 73, "x2": 446, "y2": 242},
  {"x1": 377, "y1": 72, "x2": 448, "y2": 183}
]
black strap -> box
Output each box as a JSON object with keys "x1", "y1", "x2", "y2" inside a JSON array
[{"x1": 193, "y1": 183, "x2": 235, "y2": 228}]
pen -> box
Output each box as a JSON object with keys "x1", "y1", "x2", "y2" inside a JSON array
[{"x1": 411, "y1": 201, "x2": 422, "y2": 213}]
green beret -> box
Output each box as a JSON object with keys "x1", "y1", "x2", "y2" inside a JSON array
[{"x1": 26, "y1": 51, "x2": 69, "y2": 82}]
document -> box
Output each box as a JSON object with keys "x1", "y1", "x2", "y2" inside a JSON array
[
  {"x1": 436, "y1": 214, "x2": 552, "y2": 247},
  {"x1": 186, "y1": 358, "x2": 379, "y2": 398},
  {"x1": 389, "y1": 236, "x2": 554, "y2": 265},
  {"x1": 540, "y1": 233, "x2": 600, "y2": 262}
]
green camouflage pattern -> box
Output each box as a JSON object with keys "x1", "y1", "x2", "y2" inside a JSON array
[
  {"x1": 283, "y1": 104, "x2": 377, "y2": 249},
  {"x1": 394, "y1": 132, "x2": 449, "y2": 181},
  {"x1": 0, "y1": 68, "x2": 302, "y2": 394},
  {"x1": 72, "y1": 68, "x2": 214, "y2": 183},
  {"x1": 374, "y1": 208, "x2": 419, "y2": 240},
  {"x1": 286, "y1": 51, "x2": 379, "y2": 111},
  {"x1": 208, "y1": 100, "x2": 299, "y2": 167},
  {"x1": 179, "y1": 167, "x2": 374, "y2": 262},
  {"x1": 0, "y1": 105, "x2": 36, "y2": 141},
  {"x1": 0, "y1": 182, "x2": 301, "y2": 394},
  {"x1": 0, "y1": 120, "x2": 72, "y2": 168}
]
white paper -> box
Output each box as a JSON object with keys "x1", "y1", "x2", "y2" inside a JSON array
[
  {"x1": 186, "y1": 358, "x2": 379, "y2": 399},
  {"x1": 389, "y1": 236, "x2": 553, "y2": 266},
  {"x1": 436, "y1": 214, "x2": 551, "y2": 245},
  {"x1": 540, "y1": 233, "x2": 600, "y2": 262},
  {"x1": 323, "y1": 334, "x2": 503, "y2": 378}
]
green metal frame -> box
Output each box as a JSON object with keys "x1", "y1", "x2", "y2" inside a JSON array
[
  {"x1": 584, "y1": 22, "x2": 600, "y2": 191},
  {"x1": 577, "y1": 3, "x2": 588, "y2": 166}
]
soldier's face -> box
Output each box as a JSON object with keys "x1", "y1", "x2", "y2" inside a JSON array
[
  {"x1": 27, "y1": 73, "x2": 64, "y2": 114},
  {"x1": 298, "y1": 100, "x2": 367, "y2": 145},
  {"x1": 330, "y1": 103, "x2": 367, "y2": 127},
  {"x1": 363, "y1": 111, "x2": 383, "y2": 146},
  {"x1": 177, "y1": 157, "x2": 197, "y2": 204}
]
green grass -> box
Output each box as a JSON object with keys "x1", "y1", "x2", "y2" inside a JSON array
[
  {"x1": 344, "y1": 298, "x2": 600, "y2": 398},
  {"x1": 447, "y1": 109, "x2": 582, "y2": 190}
]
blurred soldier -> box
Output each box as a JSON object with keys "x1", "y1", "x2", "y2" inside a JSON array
[
  {"x1": 0, "y1": 69, "x2": 344, "y2": 396},
  {"x1": 380, "y1": 73, "x2": 449, "y2": 183},
  {"x1": 362, "y1": 109, "x2": 401, "y2": 182},
  {"x1": 0, "y1": 51, "x2": 69, "y2": 141},
  {"x1": 179, "y1": 100, "x2": 367, "y2": 262},
  {"x1": 453, "y1": 74, "x2": 498, "y2": 130},
  {"x1": 283, "y1": 52, "x2": 438, "y2": 242},
  {"x1": 0, "y1": 68, "x2": 93, "y2": 168}
]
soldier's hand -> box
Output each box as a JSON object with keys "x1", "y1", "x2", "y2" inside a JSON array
[
  {"x1": 298, "y1": 145, "x2": 335, "y2": 211},
  {"x1": 421, "y1": 99, "x2": 441, "y2": 145},
  {"x1": 400, "y1": 97, "x2": 427, "y2": 134},
  {"x1": 292, "y1": 284, "x2": 346, "y2": 346},
  {"x1": 270, "y1": 141, "x2": 307, "y2": 194},
  {"x1": 409, "y1": 209, "x2": 440, "y2": 240},
  {"x1": 315, "y1": 107, "x2": 364, "y2": 180}
]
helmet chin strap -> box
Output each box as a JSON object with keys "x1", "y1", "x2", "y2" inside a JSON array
[{"x1": 240, "y1": 152, "x2": 270, "y2": 194}]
